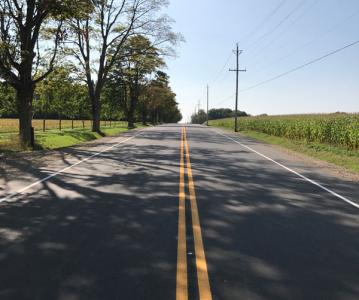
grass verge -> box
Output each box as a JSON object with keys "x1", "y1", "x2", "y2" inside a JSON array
[
  {"x1": 0, "y1": 124, "x2": 143, "y2": 153},
  {"x1": 210, "y1": 123, "x2": 359, "y2": 174}
]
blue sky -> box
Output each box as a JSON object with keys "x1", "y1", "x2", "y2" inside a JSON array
[{"x1": 164, "y1": 0, "x2": 359, "y2": 122}]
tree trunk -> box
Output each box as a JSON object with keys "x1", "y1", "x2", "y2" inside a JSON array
[
  {"x1": 151, "y1": 110, "x2": 155, "y2": 124},
  {"x1": 128, "y1": 96, "x2": 136, "y2": 129},
  {"x1": 86, "y1": 77, "x2": 102, "y2": 133},
  {"x1": 17, "y1": 86, "x2": 34, "y2": 147},
  {"x1": 72, "y1": 119, "x2": 74, "y2": 129},
  {"x1": 142, "y1": 103, "x2": 147, "y2": 126},
  {"x1": 90, "y1": 94, "x2": 101, "y2": 132},
  {"x1": 128, "y1": 82, "x2": 139, "y2": 129}
]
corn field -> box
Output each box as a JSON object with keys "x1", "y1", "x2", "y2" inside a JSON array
[
  {"x1": 0, "y1": 119, "x2": 127, "y2": 134},
  {"x1": 210, "y1": 113, "x2": 359, "y2": 150}
]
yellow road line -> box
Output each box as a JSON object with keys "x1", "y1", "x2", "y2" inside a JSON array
[
  {"x1": 176, "y1": 127, "x2": 188, "y2": 300},
  {"x1": 183, "y1": 127, "x2": 213, "y2": 300}
]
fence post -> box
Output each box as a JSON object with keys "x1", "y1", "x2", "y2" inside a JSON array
[{"x1": 30, "y1": 127, "x2": 35, "y2": 148}]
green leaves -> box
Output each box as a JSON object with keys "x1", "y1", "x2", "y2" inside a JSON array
[
  {"x1": 48, "y1": 0, "x2": 94, "y2": 19},
  {"x1": 34, "y1": 66, "x2": 90, "y2": 119},
  {"x1": 118, "y1": 35, "x2": 165, "y2": 82}
]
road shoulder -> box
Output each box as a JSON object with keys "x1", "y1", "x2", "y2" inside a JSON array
[
  {"x1": 0, "y1": 127, "x2": 145, "y2": 201},
  {"x1": 211, "y1": 126, "x2": 359, "y2": 183}
]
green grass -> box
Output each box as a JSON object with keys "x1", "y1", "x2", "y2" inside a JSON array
[
  {"x1": 209, "y1": 118, "x2": 359, "y2": 174},
  {"x1": 0, "y1": 123, "x2": 143, "y2": 153},
  {"x1": 100, "y1": 126, "x2": 130, "y2": 136},
  {"x1": 35, "y1": 130, "x2": 102, "y2": 150}
]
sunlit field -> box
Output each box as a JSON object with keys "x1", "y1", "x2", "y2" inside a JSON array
[
  {"x1": 210, "y1": 113, "x2": 359, "y2": 150},
  {"x1": 0, "y1": 119, "x2": 130, "y2": 152}
]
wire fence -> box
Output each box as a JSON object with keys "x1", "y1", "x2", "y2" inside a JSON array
[{"x1": 0, "y1": 119, "x2": 128, "y2": 134}]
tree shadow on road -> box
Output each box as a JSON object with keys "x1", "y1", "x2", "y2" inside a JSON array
[
  {"x1": 0, "y1": 128, "x2": 182, "y2": 300},
  {"x1": 186, "y1": 128, "x2": 359, "y2": 300},
  {"x1": 0, "y1": 125, "x2": 358, "y2": 300}
]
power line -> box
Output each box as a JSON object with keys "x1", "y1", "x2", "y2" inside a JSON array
[
  {"x1": 215, "y1": 39, "x2": 359, "y2": 106},
  {"x1": 209, "y1": 1, "x2": 287, "y2": 87},
  {"x1": 209, "y1": 51, "x2": 233, "y2": 84},
  {"x1": 229, "y1": 44, "x2": 247, "y2": 132},
  {"x1": 245, "y1": 0, "x2": 322, "y2": 64},
  {"x1": 206, "y1": 84, "x2": 209, "y2": 126},
  {"x1": 241, "y1": 0, "x2": 287, "y2": 46},
  {"x1": 246, "y1": 0, "x2": 307, "y2": 51},
  {"x1": 207, "y1": 1, "x2": 292, "y2": 89},
  {"x1": 217, "y1": 93, "x2": 235, "y2": 106},
  {"x1": 240, "y1": 39, "x2": 359, "y2": 93},
  {"x1": 250, "y1": 8, "x2": 359, "y2": 74},
  {"x1": 216, "y1": 70, "x2": 231, "y2": 85},
  {"x1": 206, "y1": 1, "x2": 288, "y2": 111}
]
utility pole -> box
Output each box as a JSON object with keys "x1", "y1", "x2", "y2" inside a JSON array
[
  {"x1": 229, "y1": 43, "x2": 246, "y2": 132},
  {"x1": 206, "y1": 85, "x2": 209, "y2": 126}
]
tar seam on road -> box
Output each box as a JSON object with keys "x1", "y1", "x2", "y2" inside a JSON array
[
  {"x1": 214, "y1": 129, "x2": 359, "y2": 209},
  {"x1": 0, "y1": 130, "x2": 144, "y2": 203},
  {"x1": 176, "y1": 127, "x2": 213, "y2": 300},
  {"x1": 176, "y1": 127, "x2": 188, "y2": 300},
  {"x1": 184, "y1": 127, "x2": 213, "y2": 300}
]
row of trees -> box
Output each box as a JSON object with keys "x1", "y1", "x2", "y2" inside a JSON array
[
  {"x1": 0, "y1": 0, "x2": 182, "y2": 146},
  {"x1": 0, "y1": 50, "x2": 181, "y2": 125},
  {"x1": 191, "y1": 108, "x2": 248, "y2": 124}
]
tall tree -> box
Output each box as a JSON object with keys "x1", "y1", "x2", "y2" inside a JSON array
[
  {"x1": 191, "y1": 109, "x2": 207, "y2": 124},
  {"x1": 35, "y1": 66, "x2": 90, "y2": 123},
  {"x1": 0, "y1": 0, "x2": 85, "y2": 146},
  {"x1": 113, "y1": 35, "x2": 164, "y2": 127},
  {"x1": 146, "y1": 71, "x2": 181, "y2": 124},
  {"x1": 66, "y1": 0, "x2": 180, "y2": 132}
]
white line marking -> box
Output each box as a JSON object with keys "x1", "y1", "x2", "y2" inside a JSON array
[
  {"x1": 214, "y1": 129, "x2": 359, "y2": 209},
  {"x1": 0, "y1": 131, "x2": 144, "y2": 203}
]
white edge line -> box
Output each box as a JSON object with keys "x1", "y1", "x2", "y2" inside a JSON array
[
  {"x1": 0, "y1": 130, "x2": 144, "y2": 203},
  {"x1": 214, "y1": 129, "x2": 359, "y2": 209}
]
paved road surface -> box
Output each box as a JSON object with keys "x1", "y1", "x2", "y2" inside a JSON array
[{"x1": 0, "y1": 124, "x2": 358, "y2": 300}]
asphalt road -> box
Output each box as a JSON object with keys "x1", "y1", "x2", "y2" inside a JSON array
[{"x1": 0, "y1": 124, "x2": 358, "y2": 300}]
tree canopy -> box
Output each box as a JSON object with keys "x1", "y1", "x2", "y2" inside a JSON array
[
  {"x1": 191, "y1": 108, "x2": 248, "y2": 124},
  {"x1": 0, "y1": 0, "x2": 183, "y2": 147}
]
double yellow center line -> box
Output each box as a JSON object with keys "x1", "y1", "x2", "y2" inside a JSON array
[{"x1": 177, "y1": 127, "x2": 212, "y2": 300}]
